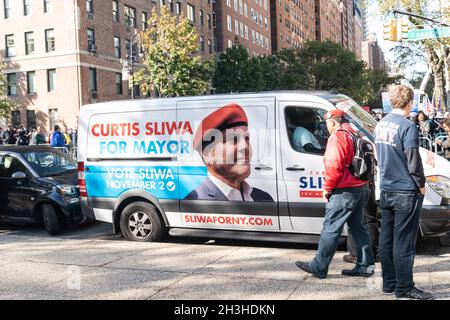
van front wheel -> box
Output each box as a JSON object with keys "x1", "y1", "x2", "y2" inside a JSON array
[{"x1": 120, "y1": 202, "x2": 166, "y2": 242}]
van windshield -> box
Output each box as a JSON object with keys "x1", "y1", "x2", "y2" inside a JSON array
[{"x1": 327, "y1": 95, "x2": 378, "y2": 141}]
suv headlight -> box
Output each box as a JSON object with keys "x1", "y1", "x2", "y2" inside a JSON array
[
  {"x1": 426, "y1": 176, "x2": 450, "y2": 202},
  {"x1": 55, "y1": 184, "x2": 77, "y2": 197}
]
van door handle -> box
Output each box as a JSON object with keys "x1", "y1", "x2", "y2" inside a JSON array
[
  {"x1": 286, "y1": 166, "x2": 305, "y2": 171},
  {"x1": 255, "y1": 165, "x2": 273, "y2": 171}
]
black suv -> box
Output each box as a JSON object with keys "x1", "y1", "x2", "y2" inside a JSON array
[{"x1": 0, "y1": 146, "x2": 83, "y2": 235}]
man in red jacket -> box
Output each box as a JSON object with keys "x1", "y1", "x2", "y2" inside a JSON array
[{"x1": 295, "y1": 109, "x2": 375, "y2": 279}]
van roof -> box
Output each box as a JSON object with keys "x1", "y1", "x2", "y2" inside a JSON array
[{"x1": 80, "y1": 90, "x2": 347, "y2": 111}]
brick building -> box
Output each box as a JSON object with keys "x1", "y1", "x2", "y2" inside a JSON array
[
  {"x1": 269, "y1": 0, "x2": 316, "y2": 53},
  {"x1": 314, "y1": 0, "x2": 342, "y2": 45},
  {"x1": 362, "y1": 33, "x2": 385, "y2": 71},
  {"x1": 214, "y1": 0, "x2": 271, "y2": 56},
  {"x1": 1, "y1": 0, "x2": 214, "y2": 131},
  {"x1": 353, "y1": 0, "x2": 363, "y2": 59}
]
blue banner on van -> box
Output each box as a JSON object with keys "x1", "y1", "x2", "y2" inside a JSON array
[{"x1": 85, "y1": 165, "x2": 207, "y2": 199}]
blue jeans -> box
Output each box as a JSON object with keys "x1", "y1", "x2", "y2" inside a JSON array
[
  {"x1": 310, "y1": 185, "x2": 374, "y2": 278},
  {"x1": 379, "y1": 191, "x2": 424, "y2": 296}
]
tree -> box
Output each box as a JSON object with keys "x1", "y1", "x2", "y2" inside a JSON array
[
  {"x1": 299, "y1": 41, "x2": 366, "y2": 96},
  {"x1": 0, "y1": 60, "x2": 13, "y2": 119},
  {"x1": 134, "y1": 7, "x2": 213, "y2": 97},
  {"x1": 275, "y1": 48, "x2": 308, "y2": 90},
  {"x1": 213, "y1": 41, "x2": 250, "y2": 93}
]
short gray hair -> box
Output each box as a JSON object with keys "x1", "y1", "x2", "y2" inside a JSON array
[{"x1": 389, "y1": 85, "x2": 414, "y2": 109}]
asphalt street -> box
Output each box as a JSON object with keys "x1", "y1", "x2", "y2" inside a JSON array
[{"x1": 0, "y1": 220, "x2": 449, "y2": 300}]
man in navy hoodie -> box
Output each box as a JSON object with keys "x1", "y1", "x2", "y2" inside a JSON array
[{"x1": 375, "y1": 85, "x2": 433, "y2": 300}]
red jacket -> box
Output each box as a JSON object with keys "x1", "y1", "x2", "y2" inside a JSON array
[{"x1": 323, "y1": 124, "x2": 367, "y2": 192}]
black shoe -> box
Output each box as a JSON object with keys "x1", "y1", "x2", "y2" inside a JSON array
[
  {"x1": 295, "y1": 261, "x2": 325, "y2": 279},
  {"x1": 343, "y1": 254, "x2": 357, "y2": 264},
  {"x1": 396, "y1": 287, "x2": 434, "y2": 300},
  {"x1": 382, "y1": 288, "x2": 395, "y2": 296},
  {"x1": 341, "y1": 266, "x2": 374, "y2": 277}
]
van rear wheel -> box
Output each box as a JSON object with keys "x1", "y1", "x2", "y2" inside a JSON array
[{"x1": 120, "y1": 202, "x2": 166, "y2": 242}]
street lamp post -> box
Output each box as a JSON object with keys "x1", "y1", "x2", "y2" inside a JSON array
[{"x1": 128, "y1": 30, "x2": 140, "y2": 100}]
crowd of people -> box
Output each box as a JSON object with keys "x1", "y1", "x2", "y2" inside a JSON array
[{"x1": 0, "y1": 124, "x2": 77, "y2": 149}]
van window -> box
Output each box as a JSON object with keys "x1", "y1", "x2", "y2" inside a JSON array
[{"x1": 285, "y1": 107, "x2": 329, "y2": 155}]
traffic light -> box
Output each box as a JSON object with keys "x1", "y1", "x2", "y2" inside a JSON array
[
  {"x1": 383, "y1": 20, "x2": 398, "y2": 41},
  {"x1": 400, "y1": 20, "x2": 409, "y2": 40}
]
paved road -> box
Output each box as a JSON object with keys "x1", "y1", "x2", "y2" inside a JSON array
[{"x1": 0, "y1": 221, "x2": 449, "y2": 300}]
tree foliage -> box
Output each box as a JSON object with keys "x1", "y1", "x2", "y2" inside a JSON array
[
  {"x1": 0, "y1": 60, "x2": 14, "y2": 119},
  {"x1": 135, "y1": 6, "x2": 212, "y2": 97}
]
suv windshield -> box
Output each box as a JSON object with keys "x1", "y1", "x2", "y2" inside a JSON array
[
  {"x1": 327, "y1": 95, "x2": 378, "y2": 141},
  {"x1": 23, "y1": 149, "x2": 77, "y2": 177}
]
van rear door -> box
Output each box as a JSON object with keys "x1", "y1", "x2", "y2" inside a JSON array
[
  {"x1": 175, "y1": 97, "x2": 279, "y2": 232},
  {"x1": 278, "y1": 101, "x2": 330, "y2": 234}
]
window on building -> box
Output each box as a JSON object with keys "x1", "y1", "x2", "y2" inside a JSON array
[
  {"x1": 226, "y1": 0, "x2": 231, "y2": 7},
  {"x1": 239, "y1": 0, "x2": 243, "y2": 14},
  {"x1": 124, "y1": 5, "x2": 136, "y2": 28},
  {"x1": 89, "y1": 68, "x2": 97, "y2": 92},
  {"x1": 114, "y1": 36, "x2": 121, "y2": 58},
  {"x1": 207, "y1": 14, "x2": 211, "y2": 29},
  {"x1": 27, "y1": 110, "x2": 36, "y2": 129},
  {"x1": 47, "y1": 69, "x2": 56, "y2": 92},
  {"x1": 244, "y1": 25, "x2": 248, "y2": 40},
  {"x1": 5, "y1": 34, "x2": 15, "y2": 57},
  {"x1": 235, "y1": 20, "x2": 238, "y2": 35},
  {"x1": 12, "y1": 111, "x2": 21, "y2": 128},
  {"x1": 142, "y1": 12, "x2": 148, "y2": 30},
  {"x1": 168, "y1": 0, "x2": 173, "y2": 12},
  {"x1": 23, "y1": 0, "x2": 31, "y2": 16},
  {"x1": 160, "y1": 0, "x2": 165, "y2": 6},
  {"x1": 239, "y1": 22, "x2": 244, "y2": 37},
  {"x1": 234, "y1": 0, "x2": 237, "y2": 11},
  {"x1": 49, "y1": 108, "x2": 58, "y2": 131},
  {"x1": 207, "y1": 39, "x2": 212, "y2": 54},
  {"x1": 227, "y1": 15, "x2": 232, "y2": 32},
  {"x1": 115, "y1": 73, "x2": 122, "y2": 94},
  {"x1": 6, "y1": 73, "x2": 16, "y2": 96},
  {"x1": 187, "y1": 4, "x2": 195, "y2": 23},
  {"x1": 228, "y1": 39, "x2": 233, "y2": 48},
  {"x1": 25, "y1": 32, "x2": 34, "y2": 55},
  {"x1": 44, "y1": 0, "x2": 53, "y2": 13},
  {"x1": 244, "y1": 3, "x2": 248, "y2": 17},
  {"x1": 27, "y1": 71, "x2": 36, "y2": 94},
  {"x1": 265, "y1": 17, "x2": 268, "y2": 29},
  {"x1": 87, "y1": 28, "x2": 95, "y2": 47},
  {"x1": 112, "y1": 0, "x2": 119, "y2": 21},
  {"x1": 86, "y1": 0, "x2": 93, "y2": 13},
  {"x1": 4, "y1": 0, "x2": 11, "y2": 19},
  {"x1": 200, "y1": 36, "x2": 204, "y2": 52},
  {"x1": 199, "y1": 9, "x2": 204, "y2": 26},
  {"x1": 45, "y1": 29, "x2": 55, "y2": 52},
  {"x1": 176, "y1": 2, "x2": 181, "y2": 15}
]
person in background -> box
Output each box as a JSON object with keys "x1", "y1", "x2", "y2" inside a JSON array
[
  {"x1": 29, "y1": 127, "x2": 38, "y2": 145},
  {"x1": 417, "y1": 111, "x2": 431, "y2": 135},
  {"x1": 375, "y1": 84, "x2": 432, "y2": 300},
  {"x1": 435, "y1": 118, "x2": 450, "y2": 161},
  {"x1": 16, "y1": 125, "x2": 30, "y2": 146},
  {"x1": 50, "y1": 125, "x2": 66, "y2": 147},
  {"x1": 63, "y1": 129, "x2": 72, "y2": 148},
  {"x1": 35, "y1": 127, "x2": 46, "y2": 145}
]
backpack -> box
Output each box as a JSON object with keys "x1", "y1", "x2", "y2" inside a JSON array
[{"x1": 338, "y1": 129, "x2": 377, "y2": 181}]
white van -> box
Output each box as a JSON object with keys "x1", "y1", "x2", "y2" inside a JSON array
[{"x1": 77, "y1": 92, "x2": 450, "y2": 242}]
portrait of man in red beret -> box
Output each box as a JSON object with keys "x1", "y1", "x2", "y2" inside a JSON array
[{"x1": 184, "y1": 104, "x2": 273, "y2": 202}]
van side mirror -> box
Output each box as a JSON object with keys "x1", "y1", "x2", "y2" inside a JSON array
[{"x1": 12, "y1": 171, "x2": 27, "y2": 179}]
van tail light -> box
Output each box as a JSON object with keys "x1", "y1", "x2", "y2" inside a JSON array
[{"x1": 78, "y1": 161, "x2": 88, "y2": 197}]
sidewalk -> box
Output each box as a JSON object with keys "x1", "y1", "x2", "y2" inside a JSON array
[{"x1": 0, "y1": 227, "x2": 449, "y2": 300}]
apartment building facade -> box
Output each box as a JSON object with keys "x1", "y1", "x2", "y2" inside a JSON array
[
  {"x1": 214, "y1": 0, "x2": 271, "y2": 56},
  {"x1": 1, "y1": 0, "x2": 214, "y2": 131},
  {"x1": 269, "y1": 0, "x2": 315, "y2": 52},
  {"x1": 314, "y1": 0, "x2": 342, "y2": 45},
  {"x1": 362, "y1": 33, "x2": 385, "y2": 71}
]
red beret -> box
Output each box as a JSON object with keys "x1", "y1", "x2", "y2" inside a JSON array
[
  {"x1": 325, "y1": 109, "x2": 345, "y2": 119},
  {"x1": 193, "y1": 103, "x2": 248, "y2": 152}
]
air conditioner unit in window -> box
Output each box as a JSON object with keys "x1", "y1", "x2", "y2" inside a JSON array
[
  {"x1": 90, "y1": 91, "x2": 98, "y2": 100},
  {"x1": 88, "y1": 44, "x2": 98, "y2": 53}
]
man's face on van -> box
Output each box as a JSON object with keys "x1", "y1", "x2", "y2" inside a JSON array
[{"x1": 202, "y1": 125, "x2": 252, "y2": 181}]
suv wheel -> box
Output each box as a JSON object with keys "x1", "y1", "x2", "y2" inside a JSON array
[
  {"x1": 42, "y1": 204, "x2": 61, "y2": 235},
  {"x1": 120, "y1": 201, "x2": 167, "y2": 242}
]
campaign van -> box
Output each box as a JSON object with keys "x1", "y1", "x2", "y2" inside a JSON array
[{"x1": 78, "y1": 92, "x2": 450, "y2": 242}]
